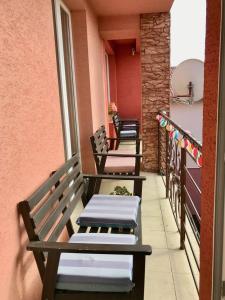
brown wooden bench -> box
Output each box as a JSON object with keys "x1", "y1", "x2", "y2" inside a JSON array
[
  {"x1": 18, "y1": 154, "x2": 151, "y2": 300},
  {"x1": 112, "y1": 113, "x2": 140, "y2": 149},
  {"x1": 90, "y1": 125, "x2": 141, "y2": 177}
]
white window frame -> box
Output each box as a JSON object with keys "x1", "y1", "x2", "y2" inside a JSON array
[{"x1": 54, "y1": 0, "x2": 81, "y2": 160}]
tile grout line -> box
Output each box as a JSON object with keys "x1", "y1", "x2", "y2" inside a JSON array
[{"x1": 159, "y1": 194, "x2": 178, "y2": 300}]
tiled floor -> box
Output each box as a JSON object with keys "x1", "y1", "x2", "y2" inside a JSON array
[{"x1": 99, "y1": 172, "x2": 199, "y2": 300}]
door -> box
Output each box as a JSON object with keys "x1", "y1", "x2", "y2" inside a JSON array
[{"x1": 54, "y1": 0, "x2": 80, "y2": 159}]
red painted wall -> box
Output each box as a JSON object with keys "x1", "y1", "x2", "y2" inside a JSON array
[
  {"x1": 108, "y1": 55, "x2": 118, "y2": 105},
  {"x1": 200, "y1": 0, "x2": 221, "y2": 299},
  {"x1": 115, "y1": 44, "x2": 141, "y2": 121},
  {"x1": 0, "y1": 0, "x2": 64, "y2": 299}
]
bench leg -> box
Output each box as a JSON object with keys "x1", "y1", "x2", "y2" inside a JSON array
[
  {"x1": 41, "y1": 252, "x2": 60, "y2": 300},
  {"x1": 133, "y1": 254, "x2": 146, "y2": 300},
  {"x1": 133, "y1": 179, "x2": 143, "y2": 199}
]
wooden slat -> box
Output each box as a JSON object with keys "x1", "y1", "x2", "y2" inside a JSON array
[
  {"x1": 78, "y1": 226, "x2": 88, "y2": 233},
  {"x1": 55, "y1": 292, "x2": 131, "y2": 300},
  {"x1": 121, "y1": 228, "x2": 131, "y2": 234},
  {"x1": 38, "y1": 176, "x2": 84, "y2": 240},
  {"x1": 48, "y1": 185, "x2": 84, "y2": 242},
  {"x1": 32, "y1": 165, "x2": 81, "y2": 225},
  {"x1": 28, "y1": 154, "x2": 79, "y2": 209},
  {"x1": 100, "y1": 227, "x2": 109, "y2": 233},
  {"x1": 111, "y1": 228, "x2": 119, "y2": 234},
  {"x1": 89, "y1": 227, "x2": 99, "y2": 233}
]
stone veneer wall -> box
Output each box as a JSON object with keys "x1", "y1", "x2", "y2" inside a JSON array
[{"x1": 140, "y1": 13, "x2": 170, "y2": 172}]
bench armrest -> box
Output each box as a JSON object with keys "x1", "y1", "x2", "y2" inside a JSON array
[
  {"x1": 120, "y1": 126, "x2": 139, "y2": 130},
  {"x1": 93, "y1": 153, "x2": 142, "y2": 158},
  {"x1": 83, "y1": 174, "x2": 146, "y2": 181},
  {"x1": 120, "y1": 119, "x2": 139, "y2": 124},
  {"x1": 27, "y1": 241, "x2": 152, "y2": 255},
  {"x1": 107, "y1": 137, "x2": 142, "y2": 142}
]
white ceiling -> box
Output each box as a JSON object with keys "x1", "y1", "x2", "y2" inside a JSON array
[{"x1": 65, "y1": 0, "x2": 174, "y2": 16}]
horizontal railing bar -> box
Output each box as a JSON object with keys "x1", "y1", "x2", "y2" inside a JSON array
[
  {"x1": 184, "y1": 186, "x2": 201, "y2": 221},
  {"x1": 183, "y1": 244, "x2": 199, "y2": 293},
  {"x1": 184, "y1": 205, "x2": 200, "y2": 245},
  {"x1": 159, "y1": 111, "x2": 202, "y2": 150},
  {"x1": 186, "y1": 148, "x2": 201, "y2": 164},
  {"x1": 184, "y1": 166, "x2": 201, "y2": 195},
  {"x1": 168, "y1": 196, "x2": 180, "y2": 232},
  {"x1": 184, "y1": 226, "x2": 200, "y2": 271}
]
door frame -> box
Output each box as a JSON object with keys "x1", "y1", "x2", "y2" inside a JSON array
[
  {"x1": 53, "y1": 0, "x2": 81, "y2": 160},
  {"x1": 212, "y1": 1, "x2": 225, "y2": 299}
]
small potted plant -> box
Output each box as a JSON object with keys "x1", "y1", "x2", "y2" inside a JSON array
[
  {"x1": 110, "y1": 186, "x2": 132, "y2": 196},
  {"x1": 108, "y1": 102, "x2": 117, "y2": 116}
]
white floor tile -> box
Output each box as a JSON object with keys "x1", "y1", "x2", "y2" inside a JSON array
[
  {"x1": 173, "y1": 274, "x2": 199, "y2": 300},
  {"x1": 145, "y1": 272, "x2": 176, "y2": 300},
  {"x1": 143, "y1": 231, "x2": 167, "y2": 249},
  {"x1": 93, "y1": 171, "x2": 199, "y2": 299},
  {"x1": 146, "y1": 249, "x2": 172, "y2": 273}
]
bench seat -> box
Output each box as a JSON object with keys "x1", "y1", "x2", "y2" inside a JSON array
[
  {"x1": 57, "y1": 233, "x2": 137, "y2": 293},
  {"x1": 108, "y1": 149, "x2": 136, "y2": 155},
  {"x1": 90, "y1": 126, "x2": 141, "y2": 181},
  {"x1": 104, "y1": 156, "x2": 136, "y2": 173},
  {"x1": 18, "y1": 154, "x2": 151, "y2": 300},
  {"x1": 77, "y1": 194, "x2": 140, "y2": 228},
  {"x1": 120, "y1": 130, "x2": 137, "y2": 138}
]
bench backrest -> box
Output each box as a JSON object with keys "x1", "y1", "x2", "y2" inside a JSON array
[
  {"x1": 112, "y1": 113, "x2": 120, "y2": 137},
  {"x1": 18, "y1": 154, "x2": 85, "y2": 279},
  {"x1": 90, "y1": 125, "x2": 109, "y2": 172}
]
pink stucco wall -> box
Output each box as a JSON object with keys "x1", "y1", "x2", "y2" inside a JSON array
[
  {"x1": 71, "y1": 3, "x2": 108, "y2": 172},
  {"x1": 72, "y1": 11, "x2": 96, "y2": 173},
  {"x1": 86, "y1": 7, "x2": 108, "y2": 132},
  {"x1": 0, "y1": 1, "x2": 64, "y2": 299},
  {"x1": 115, "y1": 44, "x2": 142, "y2": 121}
]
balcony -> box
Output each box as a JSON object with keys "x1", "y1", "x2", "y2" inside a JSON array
[
  {"x1": 99, "y1": 172, "x2": 198, "y2": 300},
  {"x1": 106, "y1": 109, "x2": 201, "y2": 299},
  {"x1": 2, "y1": 0, "x2": 222, "y2": 299},
  {"x1": 71, "y1": 113, "x2": 201, "y2": 299}
]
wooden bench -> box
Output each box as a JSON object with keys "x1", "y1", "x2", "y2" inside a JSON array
[
  {"x1": 18, "y1": 154, "x2": 151, "y2": 300},
  {"x1": 112, "y1": 113, "x2": 140, "y2": 149},
  {"x1": 90, "y1": 125, "x2": 141, "y2": 177}
]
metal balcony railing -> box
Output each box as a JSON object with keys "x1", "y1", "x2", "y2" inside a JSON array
[{"x1": 157, "y1": 111, "x2": 202, "y2": 293}]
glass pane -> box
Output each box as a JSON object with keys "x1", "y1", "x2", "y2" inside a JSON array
[{"x1": 60, "y1": 7, "x2": 78, "y2": 155}]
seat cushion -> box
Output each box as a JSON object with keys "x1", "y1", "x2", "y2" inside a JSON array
[
  {"x1": 122, "y1": 123, "x2": 137, "y2": 127},
  {"x1": 120, "y1": 130, "x2": 137, "y2": 138},
  {"x1": 77, "y1": 194, "x2": 140, "y2": 228},
  {"x1": 104, "y1": 156, "x2": 135, "y2": 173},
  {"x1": 56, "y1": 233, "x2": 136, "y2": 292},
  {"x1": 108, "y1": 149, "x2": 136, "y2": 155}
]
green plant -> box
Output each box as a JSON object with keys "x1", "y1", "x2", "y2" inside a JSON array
[{"x1": 110, "y1": 186, "x2": 132, "y2": 196}]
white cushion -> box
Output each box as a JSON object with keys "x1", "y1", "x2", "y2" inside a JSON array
[
  {"x1": 56, "y1": 233, "x2": 136, "y2": 292},
  {"x1": 77, "y1": 194, "x2": 140, "y2": 228},
  {"x1": 104, "y1": 156, "x2": 135, "y2": 173},
  {"x1": 120, "y1": 130, "x2": 137, "y2": 138}
]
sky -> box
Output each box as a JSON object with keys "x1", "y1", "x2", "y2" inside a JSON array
[{"x1": 170, "y1": 0, "x2": 206, "y2": 67}]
